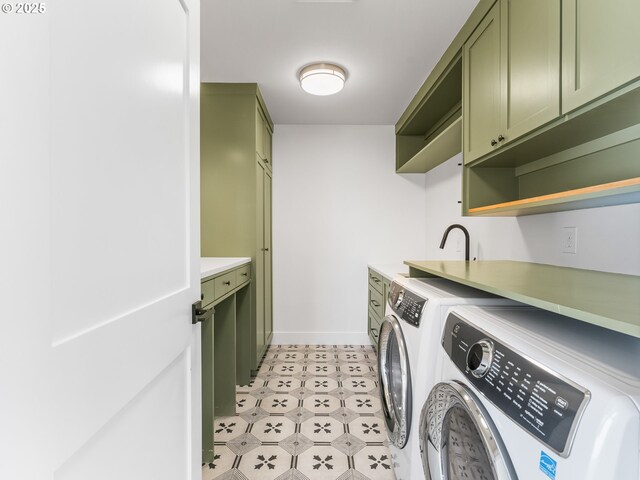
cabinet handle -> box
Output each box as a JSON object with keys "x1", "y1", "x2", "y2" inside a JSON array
[
  {"x1": 265, "y1": 159, "x2": 269, "y2": 163},
  {"x1": 263, "y1": 248, "x2": 269, "y2": 252},
  {"x1": 223, "y1": 281, "x2": 231, "y2": 286},
  {"x1": 370, "y1": 300, "x2": 380, "y2": 307},
  {"x1": 490, "y1": 139, "x2": 498, "y2": 146},
  {"x1": 241, "y1": 273, "x2": 248, "y2": 277},
  {"x1": 498, "y1": 134, "x2": 505, "y2": 142},
  {"x1": 192, "y1": 301, "x2": 214, "y2": 324}
]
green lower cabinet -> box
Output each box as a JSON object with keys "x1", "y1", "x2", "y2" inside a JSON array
[
  {"x1": 213, "y1": 296, "x2": 237, "y2": 418},
  {"x1": 235, "y1": 285, "x2": 252, "y2": 387},
  {"x1": 368, "y1": 309, "x2": 381, "y2": 348},
  {"x1": 201, "y1": 294, "x2": 238, "y2": 462},
  {"x1": 368, "y1": 283, "x2": 383, "y2": 318},
  {"x1": 201, "y1": 308, "x2": 215, "y2": 462},
  {"x1": 383, "y1": 278, "x2": 391, "y2": 307},
  {"x1": 200, "y1": 264, "x2": 253, "y2": 462},
  {"x1": 367, "y1": 268, "x2": 392, "y2": 349}
]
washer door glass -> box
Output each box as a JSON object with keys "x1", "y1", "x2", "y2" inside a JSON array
[
  {"x1": 443, "y1": 405, "x2": 495, "y2": 479},
  {"x1": 419, "y1": 382, "x2": 517, "y2": 480},
  {"x1": 378, "y1": 315, "x2": 412, "y2": 448},
  {"x1": 387, "y1": 331, "x2": 404, "y2": 420}
]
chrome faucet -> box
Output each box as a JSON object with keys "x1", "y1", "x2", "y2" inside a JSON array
[{"x1": 439, "y1": 224, "x2": 470, "y2": 261}]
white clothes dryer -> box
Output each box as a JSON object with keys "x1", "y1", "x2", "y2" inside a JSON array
[
  {"x1": 420, "y1": 305, "x2": 640, "y2": 480},
  {"x1": 377, "y1": 277, "x2": 519, "y2": 480}
]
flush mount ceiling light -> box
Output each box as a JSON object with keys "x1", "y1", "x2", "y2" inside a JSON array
[{"x1": 299, "y1": 63, "x2": 346, "y2": 96}]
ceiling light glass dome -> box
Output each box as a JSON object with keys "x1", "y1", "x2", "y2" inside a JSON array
[{"x1": 299, "y1": 63, "x2": 346, "y2": 96}]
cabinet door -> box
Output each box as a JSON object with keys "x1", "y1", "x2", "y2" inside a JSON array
[
  {"x1": 201, "y1": 309, "x2": 215, "y2": 462},
  {"x1": 463, "y1": 2, "x2": 501, "y2": 164},
  {"x1": 383, "y1": 277, "x2": 391, "y2": 308},
  {"x1": 256, "y1": 106, "x2": 266, "y2": 160},
  {"x1": 501, "y1": 0, "x2": 560, "y2": 142},
  {"x1": 264, "y1": 170, "x2": 273, "y2": 344},
  {"x1": 562, "y1": 0, "x2": 640, "y2": 113},
  {"x1": 265, "y1": 128, "x2": 272, "y2": 170},
  {"x1": 255, "y1": 160, "x2": 266, "y2": 358}
]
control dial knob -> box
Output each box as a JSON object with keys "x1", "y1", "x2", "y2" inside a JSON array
[
  {"x1": 394, "y1": 289, "x2": 405, "y2": 309},
  {"x1": 466, "y1": 339, "x2": 494, "y2": 378}
]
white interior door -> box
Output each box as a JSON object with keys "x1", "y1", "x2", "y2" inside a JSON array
[{"x1": 0, "y1": 0, "x2": 201, "y2": 479}]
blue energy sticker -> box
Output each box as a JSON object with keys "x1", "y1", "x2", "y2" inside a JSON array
[{"x1": 539, "y1": 451, "x2": 557, "y2": 480}]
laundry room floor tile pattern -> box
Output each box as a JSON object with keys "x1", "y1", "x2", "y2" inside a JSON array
[{"x1": 202, "y1": 344, "x2": 396, "y2": 480}]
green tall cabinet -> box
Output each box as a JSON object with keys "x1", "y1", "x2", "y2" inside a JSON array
[
  {"x1": 254, "y1": 158, "x2": 272, "y2": 363},
  {"x1": 464, "y1": 0, "x2": 560, "y2": 164},
  {"x1": 201, "y1": 83, "x2": 274, "y2": 373}
]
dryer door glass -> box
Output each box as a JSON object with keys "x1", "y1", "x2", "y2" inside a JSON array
[
  {"x1": 419, "y1": 382, "x2": 517, "y2": 480},
  {"x1": 378, "y1": 315, "x2": 412, "y2": 449}
]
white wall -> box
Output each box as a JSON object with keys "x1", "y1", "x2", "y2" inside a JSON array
[
  {"x1": 425, "y1": 154, "x2": 640, "y2": 275},
  {"x1": 273, "y1": 126, "x2": 640, "y2": 345},
  {"x1": 272, "y1": 125, "x2": 428, "y2": 344}
]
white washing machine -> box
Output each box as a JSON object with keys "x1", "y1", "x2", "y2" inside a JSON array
[
  {"x1": 420, "y1": 305, "x2": 640, "y2": 480},
  {"x1": 377, "y1": 277, "x2": 519, "y2": 480}
]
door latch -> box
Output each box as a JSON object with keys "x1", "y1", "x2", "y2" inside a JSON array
[{"x1": 192, "y1": 300, "x2": 214, "y2": 324}]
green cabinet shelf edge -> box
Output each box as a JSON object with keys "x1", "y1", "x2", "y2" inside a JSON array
[
  {"x1": 396, "y1": 116, "x2": 462, "y2": 174},
  {"x1": 405, "y1": 260, "x2": 640, "y2": 338}
]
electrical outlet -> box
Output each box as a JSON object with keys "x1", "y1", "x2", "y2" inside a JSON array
[{"x1": 562, "y1": 227, "x2": 577, "y2": 254}]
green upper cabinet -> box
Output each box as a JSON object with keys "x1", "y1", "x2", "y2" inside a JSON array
[
  {"x1": 255, "y1": 105, "x2": 273, "y2": 170},
  {"x1": 394, "y1": 0, "x2": 497, "y2": 174},
  {"x1": 463, "y1": 2, "x2": 501, "y2": 164},
  {"x1": 464, "y1": 0, "x2": 560, "y2": 164},
  {"x1": 501, "y1": 0, "x2": 560, "y2": 141},
  {"x1": 562, "y1": 0, "x2": 640, "y2": 114},
  {"x1": 256, "y1": 106, "x2": 266, "y2": 160},
  {"x1": 265, "y1": 125, "x2": 272, "y2": 170}
]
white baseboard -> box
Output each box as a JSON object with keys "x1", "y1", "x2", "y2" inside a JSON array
[{"x1": 271, "y1": 331, "x2": 372, "y2": 346}]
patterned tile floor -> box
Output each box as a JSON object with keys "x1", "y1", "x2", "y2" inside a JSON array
[{"x1": 202, "y1": 344, "x2": 396, "y2": 480}]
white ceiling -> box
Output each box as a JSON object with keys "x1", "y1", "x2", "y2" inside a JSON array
[{"x1": 201, "y1": 0, "x2": 479, "y2": 125}]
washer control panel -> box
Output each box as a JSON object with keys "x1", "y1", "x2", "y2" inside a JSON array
[
  {"x1": 388, "y1": 282, "x2": 427, "y2": 328},
  {"x1": 442, "y1": 312, "x2": 590, "y2": 457}
]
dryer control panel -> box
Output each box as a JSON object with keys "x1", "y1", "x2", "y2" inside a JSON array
[
  {"x1": 442, "y1": 312, "x2": 590, "y2": 458},
  {"x1": 388, "y1": 282, "x2": 427, "y2": 328}
]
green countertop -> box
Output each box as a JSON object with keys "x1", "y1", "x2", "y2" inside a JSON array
[{"x1": 405, "y1": 260, "x2": 640, "y2": 338}]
